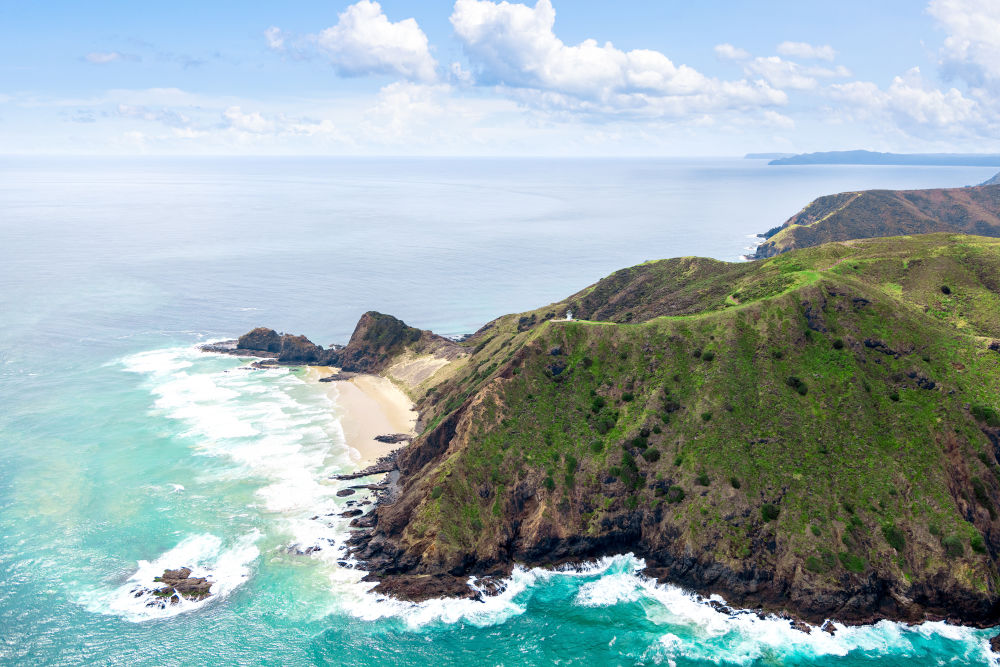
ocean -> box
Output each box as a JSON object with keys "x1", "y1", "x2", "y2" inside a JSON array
[{"x1": 1, "y1": 157, "x2": 998, "y2": 665}]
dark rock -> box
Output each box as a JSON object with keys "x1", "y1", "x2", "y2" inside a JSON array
[
  {"x1": 821, "y1": 620, "x2": 837, "y2": 635},
  {"x1": 340, "y1": 509, "x2": 363, "y2": 518},
  {"x1": 238, "y1": 327, "x2": 282, "y2": 353},
  {"x1": 790, "y1": 619, "x2": 812, "y2": 634},
  {"x1": 336, "y1": 489, "x2": 356, "y2": 497},
  {"x1": 150, "y1": 567, "x2": 212, "y2": 600},
  {"x1": 374, "y1": 433, "x2": 411, "y2": 444},
  {"x1": 990, "y1": 632, "x2": 1000, "y2": 654}
]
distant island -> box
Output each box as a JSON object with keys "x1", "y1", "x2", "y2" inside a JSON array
[
  {"x1": 769, "y1": 150, "x2": 1000, "y2": 167},
  {"x1": 753, "y1": 172, "x2": 1000, "y2": 258}
]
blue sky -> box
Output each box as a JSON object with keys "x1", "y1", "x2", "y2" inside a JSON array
[{"x1": 1, "y1": 0, "x2": 998, "y2": 155}]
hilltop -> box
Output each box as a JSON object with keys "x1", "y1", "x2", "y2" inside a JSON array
[
  {"x1": 754, "y1": 183, "x2": 1000, "y2": 259},
  {"x1": 984, "y1": 171, "x2": 1000, "y2": 187}
]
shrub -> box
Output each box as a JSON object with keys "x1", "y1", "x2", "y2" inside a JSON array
[
  {"x1": 786, "y1": 376, "x2": 808, "y2": 395},
  {"x1": 730, "y1": 476, "x2": 741, "y2": 489},
  {"x1": 590, "y1": 440, "x2": 604, "y2": 454},
  {"x1": 882, "y1": 524, "x2": 905, "y2": 551},
  {"x1": 696, "y1": 472, "x2": 710, "y2": 486},
  {"x1": 591, "y1": 396, "x2": 606, "y2": 412},
  {"x1": 673, "y1": 454, "x2": 683, "y2": 467},
  {"x1": 622, "y1": 392, "x2": 635, "y2": 402},
  {"x1": 940, "y1": 285, "x2": 951, "y2": 295},
  {"x1": 772, "y1": 349, "x2": 784, "y2": 359},
  {"x1": 971, "y1": 404, "x2": 1000, "y2": 427},
  {"x1": 971, "y1": 476, "x2": 996, "y2": 519},
  {"x1": 889, "y1": 391, "x2": 900, "y2": 402},
  {"x1": 692, "y1": 349, "x2": 702, "y2": 359},
  {"x1": 624, "y1": 495, "x2": 639, "y2": 509},
  {"x1": 972, "y1": 534, "x2": 987, "y2": 554},
  {"x1": 805, "y1": 555, "x2": 826, "y2": 573},
  {"x1": 582, "y1": 356, "x2": 594, "y2": 368},
  {"x1": 838, "y1": 552, "x2": 866, "y2": 573},
  {"x1": 543, "y1": 476, "x2": 556, "y2": 491},
  {"x1": 701, "y1": 411, "x2": 713, "y2": 422},
  {"x1": 832, "y1": 338, "x2": 844, "y2": 350},
  {"x1": 666, "y1": 485, "x2": 685, "y2": 503},
  {"x1": 431, "y1": 486, "x2": 443, "y2": 499},
  {"x1": 565, "y1": 454, "x2": 578, "y2": 474},
  {"x1": 564, "y1": 473, "x2": 575, "y2": 488},
  {"x1": 701, "y1": 351, "x2": 715, "y2": 362},
  {"x1": 761, "y1": 503, "x2": 780, "y2": 522},
  {"x1": 942, "y1": 535, "x2": 964, "y2": 557},
  {"x1": 811, "y1": 525, "x2": 821, "y2": 537},
  {"x1": 652, "y1": 425, "x2": 662, "y2": 434},
  {"x1": 642, "y1": 448, "x2": 661, "y2": 462},
  {"x1": 631, "y1": 436, "x2": 648, "y2": 450}
]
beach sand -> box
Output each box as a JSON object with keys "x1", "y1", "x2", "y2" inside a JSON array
[{"x1": 305, "y1": 367, "x2": 418, "y2": 467}]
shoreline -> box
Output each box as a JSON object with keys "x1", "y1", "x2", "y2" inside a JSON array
[{"x1": 304, "y1": 367, "x2": 417, "y2": 468}]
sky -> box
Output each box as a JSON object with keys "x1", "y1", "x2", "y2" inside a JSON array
[{"x1": 1, "y1": 0, "x2": 999, "y2": 156}]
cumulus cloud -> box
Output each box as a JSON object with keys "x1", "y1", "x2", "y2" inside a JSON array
[
  {"x1": 928, "y1": 0, "x2": 1000, "y2": 88},
  {"x1": 776, "y1": 41, "x2": 836, "y2": 61},
  {"x1": 829, "y1": 67, "x2": 981, "y2": 133},
  {"x1": 297, "y1": 0, "x2": 438, "y2": 81},
  {"x1": 714, "y1": 43, "x2": 750, "y2": 61},
  {"x1": 743, "y1": 56, "x2": 850, "y2": 91},
  {"x1": 450, "y1": 0, "x2": 785, "y2": 117}
]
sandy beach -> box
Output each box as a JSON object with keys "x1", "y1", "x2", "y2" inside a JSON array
[{"x1": 305, "y1": 367, "x2": 418, "y2": 467}]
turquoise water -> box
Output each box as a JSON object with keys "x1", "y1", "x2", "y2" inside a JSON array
[{"x1": 2, "y1": 158, "x2": 999, "y2": 665}]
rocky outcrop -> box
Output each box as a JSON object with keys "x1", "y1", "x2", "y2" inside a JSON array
[{"x1": 238, "y1": 327, "x2": 282, "y2": 353}]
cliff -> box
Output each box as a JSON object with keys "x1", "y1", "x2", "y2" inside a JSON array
[
  {"x1": 769, "y1": 150, "x2": 1000, "y2": 167},
  {"x1": 754, "y1": 183, "x2": 1000, "y2": 259},
  {"x1": 346, "y1": 233, "x2": 1000, "y2": 627},
  {"x1": 983, "y1": 171, "x2": 1000, "y2": 187}
]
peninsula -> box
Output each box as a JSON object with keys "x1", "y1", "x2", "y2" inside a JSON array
[{"x1": 230, "y1": 233, "x2": 1000, "y2": 629}]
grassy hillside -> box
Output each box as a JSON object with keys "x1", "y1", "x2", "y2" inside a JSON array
[
  {"x1": 754, "y1": 185, "x2": 1000, "y2": 258},
  {"x1": 355, "y1": 234, "x2": 1000, "y2": 625}
]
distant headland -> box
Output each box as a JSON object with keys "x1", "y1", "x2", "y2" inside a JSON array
[{"x1": 768, "y1": 150, "x2": 1000, "y2": 167}]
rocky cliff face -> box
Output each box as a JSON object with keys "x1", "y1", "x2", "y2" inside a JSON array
[
  {"x1": 983, "y1": 171, "x2": 1000, "y2": 187},
  {"x1": 350, "y1": 234, "x2": 1000, "y2": 627},
  {"x1": 754, "y1": 183, "x2": 1000, "y2": 259}
]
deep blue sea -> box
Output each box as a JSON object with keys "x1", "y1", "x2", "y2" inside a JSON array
[{"x1": 2, "y1": 157, "x2": 999, "y2": 665}]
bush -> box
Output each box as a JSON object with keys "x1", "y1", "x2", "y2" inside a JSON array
[
  {"x1": 565, "y1": 454, "x2": 578, "y2": 474},
  {"x1": 622, "y1": 392, "x2": 635, "y2": 402},
  {"x1": 701, "y1": 411, "x2": 713, "y2": 422},
  {"x1": 701, "y1": 351, "x2": 715, "y2": 362},
  {"x1": 838, "y1": 552, "x2": 866, "y2": 573},
  {"x1": 730, "y1": 476, "x2": 741, "y2": 489},
  {"x1": 673, "y1": 454, "x2": 683, "y2": 467},
  {"x1": 590, "y1": 396, "x2": 606, "y2": 412},
  {"x1": 543, "y1": 476, "x2": 556, "y2": 491},
  {"x1": 889, "y1": 391, "x2": 900, "y2": 402},
  {"x1": 582, "y1": 356, "x2": 594, "y2": 368},
  {"x1": 431, "y1": 486, "x2": 443, "y2": 499},
  {"x1": 972, "y1": 534, "x2": 987, "y2": 554},
  {"x1": 642, "y1": 448, "x2": 661, "y2": 462},
  {"x1": 942, "y1": 535, "x2": 964, "y2": 557},
  {"x1": 832, "y1": 338, "x2": 844, "y2": 350},
  {"x1": 786, "y1": 376, "x2": 808, "y2": 395},
  {"x1": 696, "y1": 472, "x2": 710, "y2": 486},
  {"x1": 941, "y1": 535, "x2": 965, "y2": 558},
  {"x1": 761, "y1": 503, "x2": 780, "y2": 522},
  {"x1": 882, "y1": 524, "x2": 905, "y2": 551},
  {"x1": 811, "y1": 525, "x2": 821, "y2": 537},
  {"x1": 940, "y1": 285, "x2": 951, "y2": 295},
  {"x1": 652, "y1": 424, "x2": 662, "y2": 434},
  {"x1": 666, "y1": 485, "x2": 685, "y2": 503},
  {"x1": 971, "y1": 476, "x2": 996, "y2": 519},
  {"x1": 631, "y1": 436, "x2": 648, "y2": 450},
  {"x1": 971, "y1": 404, "x2": 1000, "y2": 427},
  {"x1": 692, "y1": 349, "x2": 702, "y2": 359},
  {"x1": 772, "y1": 349, "x2": 784, "y2": 359},
  {"x1": 564, "y1": 473, "x2": 575, "y2": 488},
  {"x1": 805, "y1": 555, "x2": 827, "y2": 573},
  {"x1": 590, "y1": 440, "x2": 604, "y2": 454}
]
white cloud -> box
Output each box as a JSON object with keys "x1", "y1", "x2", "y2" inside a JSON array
[
  {"x1": 450, "y1": 0, "x2": 786, "y2": 117},
  {"x1": 776, "y1": 41, "x2": 836, "y2": 61},
  {"x1": 86, "y1": 51, "x2": 139, "y2": 64},
  {"x1": 311, "y1": 0, "x2": 437, "y2": 82},
  {"x1": 223, "y1": 106, "x2": 276, "y2": 134},
  {"x1": 743, "y1": 56, "x2": 850, "y2": 91},
  {"x1": 714, "y1": 43, "x2": 750, "y2": 61},
  {"x1": 928, "y1": 0, "x2": 1000, "y2": 88},
  {"x1": 264, "y1": 26, "x2": 285, "y2": 51},
  {"x1": 828, "y1": 67, "x2": 982, "y2": 133}
]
